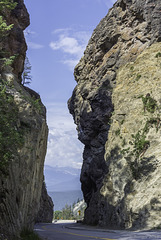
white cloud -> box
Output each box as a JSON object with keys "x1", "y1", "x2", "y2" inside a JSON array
[
  {"x1": 46, "y1": 130, "x2": 83, "y2": 169},
  {"x1": 49, "y1": 28, "x2": 91, "y2": 71},
  {"x1": 45, "y1": 102, "x2": 84, "y2": 169},
  {"x1": 50, "y1": 35, "x2": 83, "y2": 58},
  {"x1": 27, "y1": 41, "x2": 44, "y2": 49}
]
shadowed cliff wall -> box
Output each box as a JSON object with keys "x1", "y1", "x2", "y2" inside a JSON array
[{"x1": 0, "y1": 1, "x2": 53, "y2": 239}]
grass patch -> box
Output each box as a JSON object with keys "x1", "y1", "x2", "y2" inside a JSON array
[
  {"x1": 141, "y1": 94, "x2": 157, "y2": 113},
  {"x1": 115, "y1": 129, "x2": 120, "y2": 136},
  {"x1": 20, "y1": 229, "x2": 43, "y2": 240},
  {"x1": 131, "y1": 131, "x2": 150, "y2": 158},
  {"x1": 155, "y1": 52, "x2": 161, "y2": 58},
  {"x1": 143, "y1": 117, "x2": 160, "y2": 133}
]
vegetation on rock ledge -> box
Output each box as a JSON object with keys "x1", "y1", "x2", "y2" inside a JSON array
[
  {"x1": 141, "y1": 94, "x2": 157, "y2": 113},
  {"x1": 0, "y1": 81, "x2": 24, "y2": 174}
]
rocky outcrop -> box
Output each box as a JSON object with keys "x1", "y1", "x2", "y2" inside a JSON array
[
  {"x1": 68, "y1": 0, "x2": 161, "y2": 230},
  {"x1": 0, "y1": 1, "x2": 53, "y2": 239},
  {"x1": 36, "y1": 182, "x2": 54, "y2": 223},
  {"x1": 0, "y1": 69, "x2": 49, "y2": 240},
  {"x1": 0, "y1": 0, "x2": 30, "y2": 80}
]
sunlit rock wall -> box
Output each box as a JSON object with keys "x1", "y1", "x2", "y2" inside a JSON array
[{"x1": 68, "y1": 0, "x2": 161, "y2": 229}]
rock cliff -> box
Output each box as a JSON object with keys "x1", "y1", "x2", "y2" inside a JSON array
[
  {"x1": 0, "y1": 1, "x2": 53, "y2": 239},
  {"x1": 36, "y1": 182, "x2": 54, "y2": 223},
  {"x1": 68, "y1": 0, "x2": 161, "y2": 230}
]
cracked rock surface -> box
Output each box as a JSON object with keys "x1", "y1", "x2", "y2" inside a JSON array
[
  {"x1": 0, "y1": 1, "x2": 53, "y2": 239},
  {"x1": 68, "y1": 0, "x2": 161, "y2": 229}
]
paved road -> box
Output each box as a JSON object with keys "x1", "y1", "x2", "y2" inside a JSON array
[{"x1": 34, "y1": 221, "x2": 161, "y2": 240}]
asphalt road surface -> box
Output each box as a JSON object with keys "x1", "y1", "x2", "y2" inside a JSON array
[{"x1": 34, "y1": 221, "x2": 161, "y2": 240}]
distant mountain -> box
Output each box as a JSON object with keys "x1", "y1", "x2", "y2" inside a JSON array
[
  {"x1": 44, "y1": 165, "x2": 81, "y2": 192},
  {"x1": 49, "y1": 190, "x2": 83, "y2": 211}
]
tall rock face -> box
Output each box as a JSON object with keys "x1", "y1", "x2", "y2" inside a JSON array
[
  {"x1": 36, "y1": 182, "x2": 54, "y2": 223},
  {"x1": 0, "y1": 1, "x2": 53, "y2": 239},
  {"x1": 68, "y1": 0, "x2": 161, "y2": 230},
  {"x1": 0, "y1": 0, "x2": 30, "y2": 80}
]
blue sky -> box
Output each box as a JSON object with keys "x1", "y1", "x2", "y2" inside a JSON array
[{"x1": 23, "y1": 0, "x2": 116, "y2": 170}]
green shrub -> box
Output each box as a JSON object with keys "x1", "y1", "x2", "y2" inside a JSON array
[
  {"x1": 1, "y1": 55, "x2": 17, "y2": 67},
  {"x1": 131, "y1": 131, "x2": 150, "y2": 157},
  {"x1": 0, "y1": 82, "x2": 24, "y2": 174},
  {"x1": 0, "y1": 0, "x2": 17, "y2": 37},
  {"x1": 54, "y1": 205, "x2": 73, "y2": 220},
  {"x1": 142, "y1": 94, "x2": 157, "y2": 113},
  {"x1": 143, "y1": 118, "x2": 160, "y2": 133},
  {"x1": 30, "y1": 98, "x2": 42, "y2": 113},
  {"x1": 0, "y1": 15, "x2": 13, "y2": 35},
  {"x1": 54, "y1": 210, "x2": 63, "y2": 220},
  {"x1": 20, "y1": 229, "x2": 42, "y2": 240},
  {"x1": 0, "y1": 0, "x2": 17, "y2": 11},
  {"x1": 155, "y1": 52, "x2": 161, "y2": 58}
]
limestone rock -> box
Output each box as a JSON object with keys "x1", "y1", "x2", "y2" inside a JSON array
[
  {"x1": 68, "y1": 0, "x2": 161, "y2": 229},
  {"x1": 101, "y1": 42, "x2": 161, "y2": 229},
  {"x1": 0, "y1": 1, "x2": 53, "y2": 239}
]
